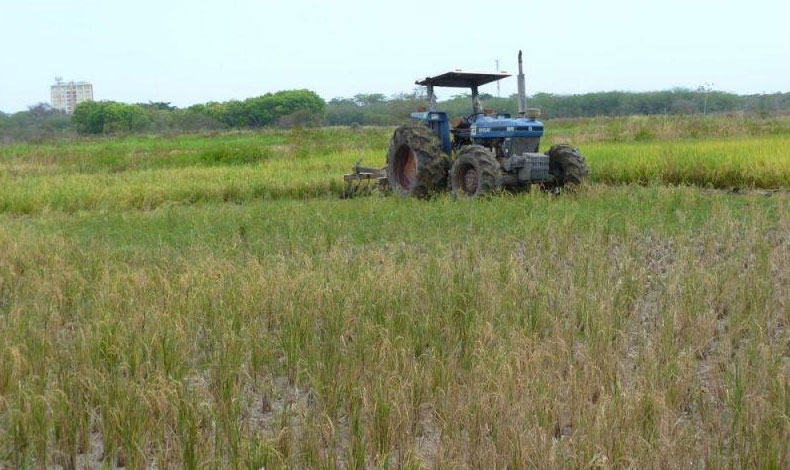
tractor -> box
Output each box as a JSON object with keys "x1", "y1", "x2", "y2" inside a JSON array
[{"x1": 344, "y1": 51, "x2": 588, "y2": 197}]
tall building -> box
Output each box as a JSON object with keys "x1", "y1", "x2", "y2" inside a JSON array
[{"x1": 51, "y1": 79, "x2": 93, "y2": 114}]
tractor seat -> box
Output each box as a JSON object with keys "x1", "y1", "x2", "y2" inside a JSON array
[
  {"x1": 451, "y1": 117, "x2": 472, "y2": 141},
  {"x1": 452, "y1": 117, "x2": 472, "y2": 130}
]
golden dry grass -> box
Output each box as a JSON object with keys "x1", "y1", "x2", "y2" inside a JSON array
[{"x1": 0, "y1": 186, "x2": 788, "y2": 469}]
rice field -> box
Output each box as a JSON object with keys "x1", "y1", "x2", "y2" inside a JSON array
[
  {"x1": 0, "y1": 116, "x2": 789, "y2": 215},
  {"x1": 0, "y1": 116, "x2": 789, "y2": 469}
]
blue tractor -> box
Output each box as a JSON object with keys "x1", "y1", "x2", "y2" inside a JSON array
[{"x1": 382, "y1": 51, "x2": 588, "y2": 197}]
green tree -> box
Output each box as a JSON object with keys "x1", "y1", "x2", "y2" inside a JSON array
[
  {"x1": 352, "y1": 93, "x2": 386, "y2": 106},
  {"x1": 72, "y1": 101, "x2": 105, "y2": 134},
  {"x1": 244, "y1": 89, "x2": 326, "y2": 127},
  {"x1": 72, "y1": 101, "x2": 151, "y2": 134}
]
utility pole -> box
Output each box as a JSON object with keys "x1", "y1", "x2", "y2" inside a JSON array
[
  {"x1": 699, "y1": 82, "x2": 714, "y2": 115},
  {"x1": 495, "y1": 59, "x2": 500, "y2": 98}
]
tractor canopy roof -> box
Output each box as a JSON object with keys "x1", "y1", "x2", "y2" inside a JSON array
[{"x1": 415, "y1": 71, "x2": 511, "y2": 88}]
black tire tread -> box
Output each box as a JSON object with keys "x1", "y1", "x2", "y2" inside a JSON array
[
  {"x1": 546, "y1": 144, "x2": 589, "y2": 186},
  {"x1": 386, "y1": 124, "x2": 451, "y2": 197},
  {"x1": 450, "y1": 145, "x2": 502, "y2": 197}
]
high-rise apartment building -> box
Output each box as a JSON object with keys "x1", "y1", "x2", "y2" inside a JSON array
[{"x1": 51, "y1": 79, "x2": 93, "y2": 113}]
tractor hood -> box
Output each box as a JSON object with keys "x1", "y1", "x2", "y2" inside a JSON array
[{"x1": 470, "y1": 115, "x2": 544, "y2": 138}]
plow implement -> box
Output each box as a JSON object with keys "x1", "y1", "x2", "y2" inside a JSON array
[{"x1": 342, "y1": 159, "x2": 388, "y2": 198}]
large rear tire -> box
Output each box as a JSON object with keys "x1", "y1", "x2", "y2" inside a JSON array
[
  {"x1": 449, "y1": 145, "x2": 502, "y2": 197},
  {"x1": 546, "y1": 144, "x2": 588, "y2": 188},
  {"x1": 387, "y1": 124, "x2": 451, "y2": 197}
]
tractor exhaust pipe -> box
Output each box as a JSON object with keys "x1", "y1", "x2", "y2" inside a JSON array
[{"x1": 517, "y1": 50, "x2": 527, "y2": 117}]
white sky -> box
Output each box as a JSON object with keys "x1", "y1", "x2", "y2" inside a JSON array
[{"x1": 1, "y1": 0, "x2": 788, "y2": 112}]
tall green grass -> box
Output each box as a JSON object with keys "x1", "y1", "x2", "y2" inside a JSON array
[
  {"x1": 0, "y1": 127, "x2": 388, "y2": 175},
  {"x1": 547, "y1": 114, "x2": 790, "y2": 143},
  {"x1": 586, "y1": 135, "x2": 790, "y2": 187}
]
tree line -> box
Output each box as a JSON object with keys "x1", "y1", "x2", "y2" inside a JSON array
[
  {"x1": 326, "y1": 89, "x2": 790, "y2": 125},
  {"x1": 71, "y1": 89, "x2": 326, "y2": 134},
  {"x1": 0, "y1": 89, "x2": 325, "y2": 141},
  {"x1": 2, "y1": 88, "x2": 789, "y2": 142}
]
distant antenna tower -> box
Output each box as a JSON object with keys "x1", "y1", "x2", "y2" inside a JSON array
[{"x1": 495, "y1": 60, "x2": 500, "y2": 97}]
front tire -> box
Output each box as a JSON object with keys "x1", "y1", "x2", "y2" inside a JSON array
[
  {"x1": 387, "y1": 124, "x2": 451, "y2": 197},
  {"x1": 546, "y1": 144, "x2": 588, "y2": 188},
  {"x1": 449, "y1": 145, "x2": 502, "y2": 197}
]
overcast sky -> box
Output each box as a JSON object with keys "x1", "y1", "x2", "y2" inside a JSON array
[{"x1": 1, "y1": 0, "x2": 788, "y2": 113}]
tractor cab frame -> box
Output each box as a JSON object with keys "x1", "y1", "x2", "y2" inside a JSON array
[
  {"x1": 410, "y1": 65, "x2": 544, "y2": 159},
  {"x1": 410, "y1": 71, "x2": 511, "y2": 154}
]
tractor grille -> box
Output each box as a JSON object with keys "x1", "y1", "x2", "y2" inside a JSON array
[
  {"x1": 527, "y1": 154, "x2": 550, "y2": 181},
  {"x1": 510, "y1": 137, "x2": 540, "y2": 155}
]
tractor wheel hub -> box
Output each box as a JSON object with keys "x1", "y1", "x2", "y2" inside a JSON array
[
  {"x1": 462, "y1": 167, "x2": 478, "y2": 195},
  {"x1": 393, "y1": 145, "x2": 417, "y2": 190}
]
